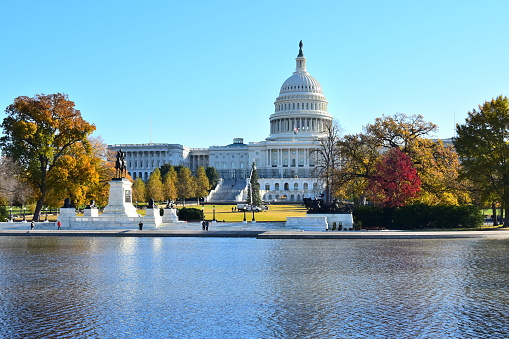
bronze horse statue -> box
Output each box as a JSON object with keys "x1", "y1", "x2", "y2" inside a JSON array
[{"x1": 115, "y1": 149, "x2": 127, "y2": 178}]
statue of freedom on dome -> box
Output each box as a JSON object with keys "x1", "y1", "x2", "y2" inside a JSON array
[{"x1": 298, "y1": 40, "x2": 304, "y2": 57}]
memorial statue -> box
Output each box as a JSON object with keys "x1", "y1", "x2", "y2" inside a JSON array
[
  {"x1": 85, "y1": 200, "x2": 96, "y2": 209},
  {"x1": 303, "y1": 198, "x2": 353, "y2": 214},
  {"x1": 115, "y1": 149, "x2": 127, "y2": 178}
]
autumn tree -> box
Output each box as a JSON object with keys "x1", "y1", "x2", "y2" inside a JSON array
[
  {"x1": 146, "y1": 168, "x2": 164, "y2": 202},
  {"x1": 367, "y1": 147, "x2": 421, "y2": 208},
  {"x1": 0, "y1": 93, "x2": 96, "y2": 220},
  {"x1": 132, "y1": 177, "x2": 146, "y2": 205},
  {"x1": 341, "y1": 113, "x2": 469, "y2": 206},
  {"x1": 454, "y1": 95, "x2": 509, "y2": 225},
  {"x1": 44, "y1": 140, "x2": 100, "y2": 208},
  {"x1": 162, "y1": 166, "x2": 178, "y2": 202},
  {"x1": 0, "y1": 157, "x2": 34, "y2": 208},
  {"x1": 334, "y1": 133, "x2": 380, "y2": 205},
  {"x1": 312, "y1": 120, "x2": 342, "y2": 202},
  {"x1": 195, "y1": 166, "x2": 211, "y2": 201},
  {"x1": 176, "y1": 167, "x2": 196, "y2": 205}
]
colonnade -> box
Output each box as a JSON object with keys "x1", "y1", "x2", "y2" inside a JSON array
[{"x1": 270, "y1": 117, "x2": 326, "y2": 134}]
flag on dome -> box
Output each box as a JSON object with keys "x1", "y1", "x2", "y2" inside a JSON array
[{"x1": 294, "y1": 127, "x2": 299, "y2": 134}]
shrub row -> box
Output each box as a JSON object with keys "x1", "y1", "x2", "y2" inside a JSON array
[
  {"x1": 353, "y1": 204, "x2": 484, "y2": 229},
  {"x1": 177, "y1": 207, "x2": 204, "y2": 221}
]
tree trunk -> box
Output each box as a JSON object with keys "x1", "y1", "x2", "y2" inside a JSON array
[
  {"x1": 34, "y1": 198, "x2": 44, "y2": 222},
  {"x1": 492, "y1": 202, "x2": 498, "y2": 226}
]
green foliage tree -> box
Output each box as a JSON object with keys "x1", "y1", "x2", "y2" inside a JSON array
[
  {"x1": 146, "y1": 168, "x2": 163, "y2": 202},
  {"x1": 0, "y1": 93, "x2": 96, "y2": 220},
  {"x1": 246, "y1": 163, "x2": 262, "y2": 206},
  {"x1": 454, "y1": 95, "x2": 509, "y2": 225},
  {"x1": 205, "y1": 166, "x2": 220, "y2": 189},
  {"x1": 195, "y1": 166, "x2": 211, "y2": 201},
  {"x1": 176, "y1": 167, "x2": 196, "y2": 205}
]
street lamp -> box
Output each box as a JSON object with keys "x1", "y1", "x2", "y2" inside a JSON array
[
  {"x1": 202, "y1": 206, "x2": 205, "y2": 220},
  {"x1": 44, "y1": 208, "x2": 48, "y2": 222},
  {"x1": 213, "y1": 205, "x2": 216, "y2": 221},
  {"x1": 22, "y1": 206, "x2": 26, "y2": 222},
  {"x1": 243, "y1": 208, "x2": 246, "y2": 222}
]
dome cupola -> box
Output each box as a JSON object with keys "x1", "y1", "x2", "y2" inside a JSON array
[{"x1": 267, "y1": 41, "x2": 332, "y2": 141}]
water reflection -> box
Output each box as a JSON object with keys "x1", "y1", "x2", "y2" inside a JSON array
[{"x1": 0, "y1": 237, "x2": 508, "y2": 338}]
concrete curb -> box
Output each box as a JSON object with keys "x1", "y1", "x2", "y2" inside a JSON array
[{"x1": 1, "y1": 229, "x2": 509, "y2": 239}]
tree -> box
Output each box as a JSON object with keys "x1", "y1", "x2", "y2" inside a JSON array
[
  {"x1": 176, "y1": 167, "x2": 196, "y2": 205},
  {"x1": 205, "y1": 166, "x2": 220, "y2": 189},
  {"x1": 146, "y1": 168, "x2": 164, "y2": 202},
  {"x1": 339, "y1": 113, "x2": 468, "y2": 206},
  {"x1": 162, "y1": 166, "x2": 177, "y2": 202},
  {"x1": 311, "y1": 120, "x2": 342, "y2": 202},
  {"x1": 246, "y1": 163, "x2": 262, "y2": 206},
  {"x1": 0, "y1": 93, "x2": 96, "y2": 221},
  {"x1": 366, "y1": 147, "x2": 421, "y2": 208},
  {"x1": 454, "y1": 95, "x2": 509, "y2": 225},
  {"x1": 159, "y1": 163, "x2": 173, "y2": 179},
  {"x1": 195, "y1": 166, "x2": 211, "y2": 201},
  {"x1": 335, "y1": 133, "x2": 380, "y2": 205},
  {"x1": 132, "y1": 177, "x2": 146, "y2": 205}
]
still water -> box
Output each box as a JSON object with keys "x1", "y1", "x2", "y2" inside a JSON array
[{"x1": 0, "y1": 236, "x2": 508, "y2": 339}]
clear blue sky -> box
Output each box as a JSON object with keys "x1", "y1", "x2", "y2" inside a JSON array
[{"x1": 1, "y1": 0, "x2": 508, "y2": 148}]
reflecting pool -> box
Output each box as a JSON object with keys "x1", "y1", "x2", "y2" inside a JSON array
[{"x1": 0, "y1": 236, "x2": 508, "y2": 338}]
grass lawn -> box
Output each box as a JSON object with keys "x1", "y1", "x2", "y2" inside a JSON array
[{"x1": 182, "y1": 204, "x2": 307, "y2": 222}]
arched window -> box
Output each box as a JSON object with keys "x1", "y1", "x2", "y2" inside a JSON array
[
  {"x1": 297, "y1": 194, "x2": 301, "y2": 201},
  {"x1": 313, "y1": 182, "x2": 318, "y2": 190},
  {"x1": 269, "y1": 195, "x2": 273, "y2": 200},
  {"x1": 290, "y1": 195, "x2": 295, "y2": 201},
  {"x1": 275, "y1": 183, "x2": 280, "y2": 191},
  {"x1": 284, "y1": 183, "x2": 289, "y2": 190},
  {"x1": 294, "y1": 183, "x2": 299, "y2": 190},
  {"x1": 303, "y1": 183, "x2": 309, "y2": 190}
]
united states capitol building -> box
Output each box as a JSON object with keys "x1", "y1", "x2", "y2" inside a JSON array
[{"x1": 110, "y1": 42, "x2": 333, "y2": 203}]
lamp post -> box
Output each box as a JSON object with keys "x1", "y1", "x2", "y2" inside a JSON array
[
  {"x1": 213, "y1": 205, "x2": 216, "y2": 221},
  {"x1": 243, "y1": 208, "x2": 246, "y2": 222},
  {"x1": 44, "y1": 208, "x2": 48, "y2": 222},
  {"x1": 9, "y1": 206, "x2": 12, "y2": 221},
  {"x1": 249, "y1": 162, "x2": 256, "y2": 223},
  {"x1": 22, "y1": 206, "x2": 26, "y2": 222},
  {"x1": 202, "y1": 206, "x2": 205, "y2": 220}
]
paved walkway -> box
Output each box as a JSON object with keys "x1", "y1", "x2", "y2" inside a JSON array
[{"x1": 1, "y1": 229, "x2": 509, "y2": 239}]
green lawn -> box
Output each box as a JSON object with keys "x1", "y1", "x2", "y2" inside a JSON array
[{"x1": 186, "y1": 204, "x2": 307, "y2": 222}]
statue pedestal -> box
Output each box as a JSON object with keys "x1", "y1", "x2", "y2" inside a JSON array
[
  {"x1": 83, "y1": 208, "x2": 99, "y2": 217},
  {"x1": 162, "y1": 208, "x2": 179, "y2": 223},
  {"x1": 102, "y1": 178, "x2": 139, "y2": 218},
  {"x1": 144, "y1": 207, "x2": 162, "y2": 228}
]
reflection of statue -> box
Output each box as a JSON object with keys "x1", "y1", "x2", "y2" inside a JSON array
[{"x1": 115, "y1": 149, "x2": 127, "y2": 178}]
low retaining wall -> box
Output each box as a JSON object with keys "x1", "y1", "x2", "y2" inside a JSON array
[{"x1": 286, "y1": 213, "x2": 354, "y2": 231}]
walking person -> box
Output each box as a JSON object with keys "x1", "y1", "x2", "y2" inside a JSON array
[
  {"x1": 138, "y1": 221, "x2": 143, "y2": 230},
  {"x1": 30, "y1": 221, "x2": 35, "y2": 230},
  {"x1": 57, "y1": 220, "x2": 61, "y2": 230}
]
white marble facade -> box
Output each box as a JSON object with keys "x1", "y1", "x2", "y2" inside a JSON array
[{"x1": 109, "y1": 42, "x2": 333, "y2": 201}]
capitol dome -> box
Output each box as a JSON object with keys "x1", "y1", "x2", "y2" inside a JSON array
[{"x1": 267, "y1": 41, "x2": 332, "y2": 141}]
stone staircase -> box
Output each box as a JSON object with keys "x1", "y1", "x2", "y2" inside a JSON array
[{"x1": 208, "y1": 179, "x2": 247, "y2": 203}]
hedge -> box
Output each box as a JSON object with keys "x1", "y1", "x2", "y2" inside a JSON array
[
  {"x1": 177, "y1": 207, "x2": 204, "y2": 221},
  {"x1": 354, "y1": 204, "x2": 483, "y2": 229}
]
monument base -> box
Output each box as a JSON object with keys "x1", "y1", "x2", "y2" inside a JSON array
[
  {"x1": 102, "y1": 178, "x2": 139, "y2": 218},
  {"x1": 286, "y1": 213, "x2": 354, "y2": 231}
]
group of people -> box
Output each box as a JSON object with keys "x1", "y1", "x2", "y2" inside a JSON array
[
  {"x1": 201, "y1": 220, "x2": 209, "y2": 231},
  {"x1": 30, "y1": 220, "x2": 61, "y2": 230}
]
